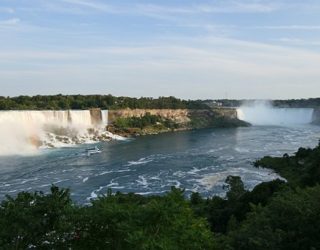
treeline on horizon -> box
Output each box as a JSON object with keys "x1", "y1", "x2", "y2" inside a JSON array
[
  {"x1": 217, "y1": 98, "x2": 320, "y2": 108},
  {"x1": 1, "y1": 94, "x2": 320, "y2": 110},
  {"x1": 0, "y1": 95, "x2": 208, "y2": 110},
  {"x1": 1, "y1": 144, "x2": 320, "y2": 249}
]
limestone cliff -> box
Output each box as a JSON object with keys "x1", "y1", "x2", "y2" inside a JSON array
[
  {"x1": 108, "y1": 109, "x2": 191, "y2": 125},
  {"x1": 108, "y1": 108, "x2": 248, "y2": 136}
]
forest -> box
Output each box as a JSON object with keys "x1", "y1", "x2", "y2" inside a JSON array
[
  {"x1": 1, "y1": 95, "x2": 320, "y2": 110},
  {"x1": 272, "y1": 98, "x2": 320, "y2": 108},
  {"x1": 113, "y1": 113, "x2": 179, "y2": 130},
  {"x1": 1, "y1": 143, "x2": 320, "y2": 249},
  {"x1": 0, "y1": 95, "x2": 208, "y2": 110}
]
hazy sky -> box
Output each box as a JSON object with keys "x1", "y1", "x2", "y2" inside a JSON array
[{"x1": 1, "y1": 0, "x2": 320, "y2": 99}]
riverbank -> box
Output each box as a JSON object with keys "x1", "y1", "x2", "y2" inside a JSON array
[{"x1": 107, "y1": 108, "x2": 250, "y2": 137}]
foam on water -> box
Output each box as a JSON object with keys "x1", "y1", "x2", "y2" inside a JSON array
[
  {"x1": 127, "y1": 157, "x2": 154, "y2": 166},
  {"x1": 198, "y1": 166, "x2": 284, "y2": 191},
  {"x1": 87, "y1": 186, "x2": 106, "y2": 201},
  {"x1": 136, "y1": 176, "x2": 148, "y2": 187}
]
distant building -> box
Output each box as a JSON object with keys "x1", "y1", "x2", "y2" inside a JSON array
[{"x1": 204, "y1": 100, "x2": 223, "y2": 108}]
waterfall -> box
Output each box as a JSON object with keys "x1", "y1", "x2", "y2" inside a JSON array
[
  {"x1": 0, "y1": 109, "x2": 110, "y2": 155},
  {"x1": 237, "y1": 102, "x2": 314, "y2": 126},
  {"x1": 101, "y1": 110, "x2": 109, "y2": 126},
  {"x1": 69, "y1": 110, "x2": 92, "y2": 129}
]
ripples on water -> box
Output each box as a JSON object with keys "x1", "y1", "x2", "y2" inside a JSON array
[{"x1": 1, "y1": 125, "x2": 320, "y2": 204}]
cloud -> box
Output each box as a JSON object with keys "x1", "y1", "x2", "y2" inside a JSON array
[
  {"x1": 135, "y1": 4, "x2": 193, "y2": 15},
  {"x1": 0, "y1": 7, "x2": 14, "y2": 14},
  {"x1": 2, "y1": 1, "x2": 320, "y2": 98},
  {"x1": 254, "y1": 25, "x2": 320, "y2": 30},
  {"x1": 63, "y1": 39, "x2": 320, "y2": 75},
  {"x1": 59, "y1": 0, "x2": 117, "y2": 12},
  {"x1": 134, "y1": 1, "x2": 279, "y2": 18},
  {"x1": 0, "y1": 18, "x2": 53, "y2": 33},
  {"x1": 17, "y1": 0, "x2": 119, "y2": 15},
  {"x1": 23, "y1": 0, "x2": 281, "y2": 18},
  {"x1": 194, "y1": 2, "x2": 278, "y2": 13},
  {"x1": 274, "y1": 38, "x2": 320, "y2": 46},
  {"x1": 0, "y1": 51, "x2": 80, "y2": 61},
  {"x1": 2, "y1": 36, "x2": 320, "y2": 77},
  {"x1": 0, "y1": 18, "x2": 20, "y2": 26}
]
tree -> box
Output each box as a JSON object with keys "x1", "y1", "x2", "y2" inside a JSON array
[
  {"x1": 225, "y1": 176, "x2": 246, "y2": 201},
  {"x1": 227, "y1": 185, "x2": 320, "y2": 250}
]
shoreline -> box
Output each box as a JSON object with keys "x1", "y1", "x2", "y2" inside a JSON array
[{"x1": 107, "y1": 118, "x2": 250, "y2": 138}]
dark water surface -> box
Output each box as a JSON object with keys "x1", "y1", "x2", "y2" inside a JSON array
[{"x1": 1, "y1": 125, "x2": 320, "y2": 204}]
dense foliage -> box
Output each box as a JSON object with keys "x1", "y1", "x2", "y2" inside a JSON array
[
  {"x1": 255, "y1": 144, "x2": 320, "y2": 187},
  {"x1": 0, "y1": 95, "x2": 209, "y2": 110},
  {"x1": 0, "y1": 187, "x2": 214, "y2": 249},
  {"x1": 189, "y1": 115, "x2": 249, "y2": 129},
  {"x1": 225, "y1": 185, "x2": 320, "y2": 250},
  {"x1": 113, "y1": 113, "x2": 179, "y2": 130},
  {"x1": 2, "y1": 144, "x2": 320, "y2": 249},
  {"x1": 2, "y1": 95, "x2": 320, "y2": 110},
  {"x1": 272, "y1": 98, "x2": 320, "y2": 108}
]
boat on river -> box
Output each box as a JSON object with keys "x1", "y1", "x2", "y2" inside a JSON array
[{"x1": 86, "y1": 146, "x2": 101, "y2": 156}]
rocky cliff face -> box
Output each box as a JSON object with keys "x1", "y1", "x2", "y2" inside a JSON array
[
  {"x1": 108, "y1": 109, "x2": 190, "y2": 125},
  {"x1": 108, "y1": 108, "x2": 243, "y2": 127}
]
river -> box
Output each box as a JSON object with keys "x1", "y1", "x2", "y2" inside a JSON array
[{"x1": 1, "y1": 124, "x2": 320, "y2": 204}]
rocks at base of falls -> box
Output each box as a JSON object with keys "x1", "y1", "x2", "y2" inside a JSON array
[{"x1": 40, "y1": 128, "x2": 116, "y2": 148}]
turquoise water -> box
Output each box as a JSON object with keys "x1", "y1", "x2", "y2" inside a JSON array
[{"x1": 1, "y1": 125, "x2": 320, "y2": 204}]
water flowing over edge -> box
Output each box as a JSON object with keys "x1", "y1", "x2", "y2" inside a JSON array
[
  {"x1": 237, "y1": 101, "x2": 314, "y2": 126},
  {"x1": 0, "y1": 110, "x2": 124, "y2": 156}
]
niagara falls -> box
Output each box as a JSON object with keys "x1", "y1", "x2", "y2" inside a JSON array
[
  {"x1": 2, "y1": 0, "x2": 320, "y2": 248},
  {"x1": 0, "y1": 100, "x2": 319, "y2": 204},
  {"x1": 236, "y1": 101, "x2": 314, "y2": 126}
]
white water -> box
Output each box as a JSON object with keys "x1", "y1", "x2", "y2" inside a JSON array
[
  {"x1": 101, "y1": 110, "x2": 109, "y2": 126},
  {"x1": 0, "y1": 110, "x2": 111, "y2": 156},
  {"x1": 68, "y1": 110, "x2": 92, "y2": 128},
  {"x1": 237, "y1": 101, "x2": 314, "y2": 126}
]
